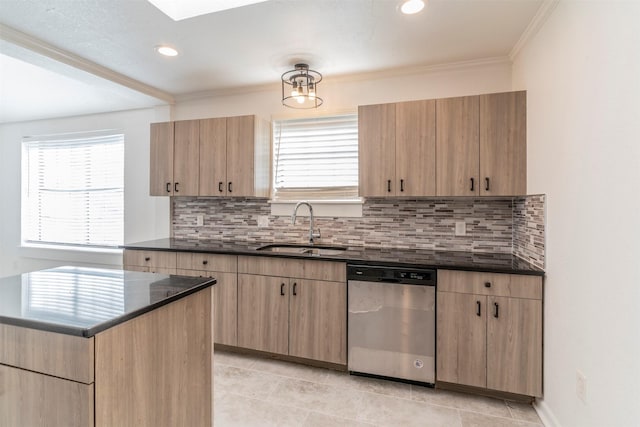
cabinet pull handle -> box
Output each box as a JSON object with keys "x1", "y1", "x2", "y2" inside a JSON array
[
  {"x1": 470, "y1": 178, "x2": 475, "y2": 191},
  {"x1": 280, "y1": 283, "x2": 285, "y2": 296},
  {"x1": 400, "y1": 179, "x2": 405, "y2": 192},
  {"x1": 494, "y1": 302, "x2": 499, "y2": 318},
  {"x1": 202, "y1": 260, "x2": 208, "y2": 265},
  {"x1": 144, "y1": 257, "x2": 150, "y2": 262},
  {"x1": 228, "y1": 182, "x2": 233, "y2": 193},
  {"x1": 485, "y1": 177, "x2": 490, "y2": 191},
  {"x1": 484, "y1": 281, "x2": 491, "y2": 288},
  {"x1": 476, "y1": 301, "x2": 481, "y2": 317},
  {"x1": 174, "y1": 182, "x2": 179, "y2": 193},
  {"x1": 166, "y1": 182, "x2": 171, "y2": 193},
  {"x1": 292, "y1": 282, "x2": 297, "y2": 296},
  {"x1": 387, "y1": 180, "x2": 391, "y2": 192},
  {"x1": 218, "y1": 182, "x2": 223, "y2": 193}
]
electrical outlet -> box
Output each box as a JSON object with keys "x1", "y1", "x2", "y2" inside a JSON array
[
  {"x1": 576, "y1": 370, "x2": 587, "y2": 403},
  {"x1": 257, "y1": 215, "x2": 269, "y2": 228},
  {"x1": 196, "y1": 215, "x2": 204, "y2": 227},
  {"x1": 455, "y1": 221, "x2": 466, "y2": 236}
]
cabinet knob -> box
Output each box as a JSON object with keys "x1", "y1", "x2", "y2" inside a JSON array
[
  {"x1": 218, "y1": 182, "x2": 224, "y2": 193},
  {"x1": 202, "y1": 260, "x2": 208, "y2": 265},
  {"x1": 476, "y1": 301, "x2": 481, "y2": 316},
  {"x1": 485, "y1": 177, "x2": 490, "y2": 191},
  {"x1": 400, "y1": 179, "x2": 405, "y2": 192},
  {"x1": 470, "y1": 177, "x2": 475, "y2": 192},
  {"x1": 174, "y1": 182, "x2": 179, "y2": 193},
  {"x1": 166, "y1": 182, "x2": 171, "y2": 193},
  {"x1": 228, "y1": 182, "x2": 233, "y2": 193},
  {"x1": 387, "y1": 180, "x2": 392, "y2": 192},
  {"x1": 292, "y1": 282, "x2": 297, "y2": 296},
  {"x1": 484, "y1": 282, "x2": 491, "y2": 288},
  {"x1": 144, "y1": 257, "x2": 151, "y2": 262},
  {"x1": 494, "y1": 302, "x2": 499, "y2": 318},
  {"x1": 280, "y1": 283, "x2": 285, "y2": 296}
]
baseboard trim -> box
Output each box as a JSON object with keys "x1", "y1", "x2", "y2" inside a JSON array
[{"x1": 534, "y1": 399, "x2": 562, "y2": 427}]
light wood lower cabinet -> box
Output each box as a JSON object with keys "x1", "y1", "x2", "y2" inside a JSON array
[
  {"x1": 436, "y1": 270, "x2": 543, "y2": 397},
  {"x1": 123, "y1": 249, "x2": 177, "y2": 274},
  {"x1": 237, "y1": 256, "x2": 347, "y2": 365}
]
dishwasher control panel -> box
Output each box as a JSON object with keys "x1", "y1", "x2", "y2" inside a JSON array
[{"x1": 347, "y1": 264, "x2": 436, "y2": 286}]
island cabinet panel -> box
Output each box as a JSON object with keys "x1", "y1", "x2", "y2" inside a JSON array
[
  {"x1": 95, "y1": 287, "x2": 214, "y2": 427},
  {"x1": 0, "y1": 364, "x2": 94, "y2": 427},
  {"x1": 0, "y1": 324, "x2": 94, "y2": 384},
  {"x1": 289, "y1": 279, "x2": 347, "y2": 365},
  {"x1": 237, "y1": 274, "x2": 290, "y2": 355}
]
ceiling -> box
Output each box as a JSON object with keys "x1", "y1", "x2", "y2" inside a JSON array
[{"x1": 0, "y1": 0, "x2": 544, "y2": 124}]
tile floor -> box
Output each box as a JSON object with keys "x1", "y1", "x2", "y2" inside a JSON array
[{"x1": 214, "y1": 350, "x2": 543, "y2": 427}]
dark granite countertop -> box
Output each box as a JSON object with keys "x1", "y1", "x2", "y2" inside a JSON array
[
  {"x1": 0, "y1": 266, "x2": 215, "y2": 337},
  {"x1": 123, "y1": 238, "x2": 545, "y2": 276}
]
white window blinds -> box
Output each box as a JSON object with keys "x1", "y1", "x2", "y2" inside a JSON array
[
  {"x1": 22, "y1": 132, "x2": 124, "y2": 248},
  {"x1": 273, "y1": 114, "x2": 359, "y2": 200}
]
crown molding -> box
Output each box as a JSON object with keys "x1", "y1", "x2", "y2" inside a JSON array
[
  {"x1": 175, "y1": 56, "x2": 512, "y2": 103},
  {"x1": 509, "y1": 0, "x2": 560, "y2": 61},
  {"x1": 0, "y1": 24, "x2": 175, "y2": 104}
]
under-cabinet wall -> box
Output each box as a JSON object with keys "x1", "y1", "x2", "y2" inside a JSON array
[{"x1": 171, "y1": 195, "x2": 545, "y2": 269}]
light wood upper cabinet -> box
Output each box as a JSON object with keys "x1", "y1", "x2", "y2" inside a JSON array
[
  {"x1": 358, "y1": 103, "x2": 396, "y2": 197},
  {"x1": 359, "y1": 101, "x2": 436, "y2": 197},
  {"x1": 396, "y1": 100, "x2": 436, "y2": 196},
  {"x1": 151, "y1": 115, "x2": 270, "y2": 197},
  {"x1": 436, "y1": 95, "x2": 480, "y2": 196},
  {"x1": 436, "y1": 269, "x2": 542, "y2": 397},
  {"x1": 237, "y1": 274, "x2": 290, "y2": 355},
  {"x1": 480, "y1": 91, "x2": 527, "y2": 196},
  {"x1": 150, "y1": 122, "x2": 174, "y2": 196},
  {"x1": 199, "y1": 117, "x2": 227, "y2": 196}
]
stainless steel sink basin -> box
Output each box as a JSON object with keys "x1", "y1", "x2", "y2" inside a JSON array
[{"x1": 257, "y1": 244, "x2": 347, "y2": 256}]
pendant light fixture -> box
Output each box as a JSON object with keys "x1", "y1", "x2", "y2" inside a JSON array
[{"x1": 281, "y1": 63, "x2": 323, "y2": 109}]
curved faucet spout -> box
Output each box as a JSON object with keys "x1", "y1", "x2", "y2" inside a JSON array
[{"x1": 291, "y1": 201, "x2": 321, "y2": 244}]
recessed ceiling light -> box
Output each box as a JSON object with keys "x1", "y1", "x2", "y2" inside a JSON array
[
  {"x1": 147, "y1": 0, "x2": 270, "y2": 21},
  {"x1": 155, "y1": 45, "x2": 179, "y2": 57},
  {"x1": 400, "y1": 0, "x2": 425, "y2": 15}
]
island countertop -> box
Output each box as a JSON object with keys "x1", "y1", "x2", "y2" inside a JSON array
[{"x1": 0, "y1": 265, "x2": 216, "y2": 337}]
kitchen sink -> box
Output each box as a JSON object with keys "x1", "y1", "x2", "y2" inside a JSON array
[{"x1": 256, "y1": 244, "x2": 347, "y2": 256}]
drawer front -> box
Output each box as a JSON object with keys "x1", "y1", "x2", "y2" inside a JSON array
[
  {"x1": 0, "y1": 324, "x2": 94, "y2": 384},
  {"x1": 438, "y1": 270, "x2": 542, "y2": 299},
  {"x1": 238, "y1": 256, "x2": 345, "y2": 282},
  {"x1": 123, "y1": 249, "x2": 177, "y2": 269},
  {"x1": 176, "y1": 252, "x2": 237, "y2": 273}
]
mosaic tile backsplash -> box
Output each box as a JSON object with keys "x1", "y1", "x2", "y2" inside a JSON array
[{"x1": 172, "y1": 196, "x2": 546, "y2": 267}]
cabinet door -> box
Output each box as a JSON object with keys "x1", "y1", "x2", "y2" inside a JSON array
[
  {"x1": 226, "y1": 115, "x2": 255, "y2": 197},
  {"x1": 150, "y1": 122, "x2": 174, "y2": 196},
  {"x1": 436, "y1": 292, "x2": 486, "y2": 388},
  {"x1": 358, "y1": 104, "x2": 396, "y2": 197},
  {"x1": 436, "y1": 96, "x2": 479, "y2": 196},
  {"x1": 395, "y1": 100, "x2": 436, "y2": 196},
  {"x1": 487, "y1": 296, "x2": 542, "y2": 396},
  {"x1": 237, "y1": 274, "x2": 289, "y2": 354},
  {"x1": 173, "y1": 120, "x2": 200, "y2": 196},
  {"x1": 480, "y1": 91, "x2": 527, "y2": 196},
  {"x1": 199, "y1": 118, "x2": 227, "y2": 196},
  {"x1": 289, "y1": 280, "x2": 346, "y2": 365}
]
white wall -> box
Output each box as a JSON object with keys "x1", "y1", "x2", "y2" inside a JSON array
[
  {"x1": 512, "y1": 2, "x2": 640, "y2": 426},
  {"x1": 0, "y1": 106, "x2": 171, "y2": 277}
]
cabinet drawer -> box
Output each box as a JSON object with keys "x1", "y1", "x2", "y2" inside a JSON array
[
  {"x1": 238, "y1": 256, "x2": 345, "y2": 282},
  {"x1": 176, "y1": 252, "x2": 237, "y2": 272},
  {"x1": 438, "y1": 270, "x2": 542, "y2": 299},
  {"x1": 123, "y1": 249, "x2": 177, "y2": 269},
  {"x1": 0, "y1": 324, "x2": 94, "y2": 384}
]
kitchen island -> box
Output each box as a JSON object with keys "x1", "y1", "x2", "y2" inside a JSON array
[{"x1": 0, "y1": 266, "x2": 215, "y2": 427}]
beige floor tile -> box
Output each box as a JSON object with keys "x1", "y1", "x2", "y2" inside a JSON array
[
  {"x1": 267, "y1": 377, "x2": 369, "y2": 420},
  {"x1": 459, "y1": 411, "x2": 534, "y2": 427},
  {"x1": 250, "y1": 357, "x2": 330, "y2": 383},
  {"x1": 506, "y1": 401, "x2": 543, "y2": 424},
  {"x1": 214, "y1": 350, "x2": 258, "y2": 369},
  {"x1": 357, "y1": 392, "x2": 462, "y2": 427},
  {"x1": 214, "y1": 364, "x2": 281, "y2": 400},
  {"x1": 411, "y1": 386, "x2": 512, "y2": 418},
  {"x1": 214, "y1": 392, "x2": 308, "y2": 427},
  {"x1": 321, "y1": 370, "x2": 412, "y2": 399},
  {"x1": 304, "y1": 412, "x2": 377, "y2": 427}
]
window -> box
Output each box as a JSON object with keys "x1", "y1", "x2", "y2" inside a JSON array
[
  {"x1": 272, "y1": 113, "x2": 359, "y2": 200},
  {"x1": 22, "y1": 131, "x2": 124, "y2": 249}
]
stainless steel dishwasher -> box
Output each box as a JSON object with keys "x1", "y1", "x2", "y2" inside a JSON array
[{"x1": 347, "y1": 264, "x2": 436, "y2": 385}]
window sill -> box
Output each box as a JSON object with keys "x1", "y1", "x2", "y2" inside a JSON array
[
  {"x1": 19, "y1": 244, "x2": 123, "y2": 266},
  {"x1": 269, "y1": 199, "x2": 363, "y2": 218}
]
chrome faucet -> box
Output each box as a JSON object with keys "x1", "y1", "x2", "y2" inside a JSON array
[{"x1": 291, "y1": 201, "x2": 321, "y2": 244}]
